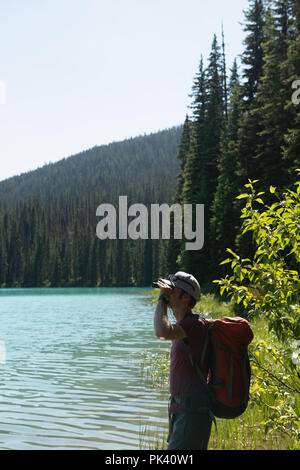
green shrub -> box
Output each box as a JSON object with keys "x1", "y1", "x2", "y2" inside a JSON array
[{"x1": 214, "y1": 174, "x2": 300, "y2": 443}]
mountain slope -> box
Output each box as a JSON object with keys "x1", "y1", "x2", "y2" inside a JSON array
[
  {"x1": 0, "y1": 126, "x2": 182, "y2": 287},
  {"x1": 0, "y1": 126, "x2": 182, "y2": 208}
]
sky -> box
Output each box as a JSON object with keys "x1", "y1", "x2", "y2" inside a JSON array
[{"x1": 0, "y1": 0, "x2": 249, "y2": 182}]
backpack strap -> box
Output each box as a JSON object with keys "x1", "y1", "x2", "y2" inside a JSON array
[
  {"x1": 180, "y1": 339, "x2": 217, "y2": 429},
  {"x1": 200, "y1": 324, "x2": 211, "y2": 366},
  {"x1": 180, "y1": 339, "x2": 209, "y2": 390},
  {"x1": 180, "y1": 318, "x2": 214, "y2": 396}
]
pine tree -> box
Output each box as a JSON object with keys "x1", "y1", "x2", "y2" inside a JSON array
[
  {"x1": 202, "y1": 35, "x2": 224, "y2": 198},
  {"x1": 235, "y1": 0, "x2": 266, "y2": 188},
  {"x1": 166, "y1": 115, "x2": 191, "y2": 273},
  {"x1": 52, "y1": 252, "x2": 62, "y2": 287},
  {"x1": 221, "y1": 24, "x2": 228, "y2": 119},
  {"x1": 180, "y1": 36, "x2": 225, "y2": 284},
  {"x1": 254, "y1": 0, "x2": 295, "y2": 192},
  {"x1": 174, "y1": 115, "x2": 191, "y2": 205},
  {"x1": 242, "y1": 0, "x2": 266, "y2": 104},
  {"x1": 90, "y1": 236, "x2": 99, "y2": 286},
  {"x1": 142, "y1": 239, "x2": 153, "y2": 286},
  {"x1": 233, "y1": 0, "x2": 267, "y2": 260},
  {"x1": 178, "y1": 56, "x2": 208, "y2": 280},
  {"x1": 33, "y1": 235, "x2": 45, "y2": 286},
  {"x1": 210, "y1": 60, "x2": 244, "y2": 278}
]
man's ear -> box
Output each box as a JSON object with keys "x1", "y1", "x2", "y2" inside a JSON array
[{"x1": 183, "y1": 291, "x2": 190, "y2": 302}]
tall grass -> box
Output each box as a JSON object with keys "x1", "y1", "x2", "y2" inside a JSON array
[{"x1": 139, "y1": 291, "x2": 299, "y2": 450}]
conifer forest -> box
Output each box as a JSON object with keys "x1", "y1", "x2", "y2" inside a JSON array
[{"x1": 0, "y1": 0, "x2": 299, "y2": 289}]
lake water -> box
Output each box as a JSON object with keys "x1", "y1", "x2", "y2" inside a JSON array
[{"x1": 0, "y1": 288, "x2": 170, "y2": 450}]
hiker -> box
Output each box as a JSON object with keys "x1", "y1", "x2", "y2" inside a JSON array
[{"x1": 153, "y1": 271, "x2": 213, "y2": 451}]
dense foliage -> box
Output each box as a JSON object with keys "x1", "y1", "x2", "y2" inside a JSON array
[
  {"x1": 214, "y1": 176, "x2": 300, "y2": 441},
  {"x1": 171, "y1": 0, "x2": 300, "y2": 289}
]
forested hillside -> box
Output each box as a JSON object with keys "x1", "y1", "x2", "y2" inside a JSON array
[
  {"x1": 0, "y1": 127, "x2": 182, "y2": 287},
  {"x1": 0, "y1": 0, "x2": 299, "y2": 290}
]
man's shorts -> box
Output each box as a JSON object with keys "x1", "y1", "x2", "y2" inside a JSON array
[{"x1": 167, "y1": 412, "x2": 212, "y2": 450}]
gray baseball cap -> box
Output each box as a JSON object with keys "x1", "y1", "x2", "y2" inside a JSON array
[{"x1": 159, "y1": 271, "x2": 201, "y2": 301}]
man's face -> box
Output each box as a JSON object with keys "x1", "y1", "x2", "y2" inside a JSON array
[{"x1": 168, "y1": 286, "x2": 186, "y2": 309}]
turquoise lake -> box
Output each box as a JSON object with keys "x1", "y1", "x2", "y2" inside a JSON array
[{"x1": 0, "y1": 288, "x2": 169, "y2": 450}]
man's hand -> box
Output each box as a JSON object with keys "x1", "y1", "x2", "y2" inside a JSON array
[{"x1": 156, "y1": 279, "x2": 173, "y2": 300}]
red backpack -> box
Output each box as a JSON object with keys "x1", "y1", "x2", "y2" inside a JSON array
[{"x1": 181, "y1": 316, "x2": 254, "y2": 419}]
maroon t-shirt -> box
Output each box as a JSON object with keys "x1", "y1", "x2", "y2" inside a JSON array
[{"x1": 170, "y1": 313, "x2": 209, "y2": 414}]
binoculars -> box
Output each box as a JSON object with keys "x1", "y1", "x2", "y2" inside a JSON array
[{"x1": 152, "y1": 281, "x2": 174, "y2": 289}]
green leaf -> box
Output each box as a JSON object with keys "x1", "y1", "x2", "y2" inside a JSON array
[
  {"x1": 270, "y1": 186, "x2": 276, "y2": 194},
  {"x1": 220, "y1": 286, "x2": 226, "y2": 296},
  {"x1": 220, "y1": 258, "x2": 232, "y2": 265},
  {"x1": 242, "y1": 225, "x2": 253, "y2": 235},
  {"x1": 236, "y1": 193, "x2": 249, "y2": 200},
  {"x1": 226, "y1": 248, "x2": 239, "y2": 259}
]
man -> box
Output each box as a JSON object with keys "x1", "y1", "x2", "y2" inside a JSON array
[{"x1": 154, "y1": 271, "x2": 212, "y2": 450}]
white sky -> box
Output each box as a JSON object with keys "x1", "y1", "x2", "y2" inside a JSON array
[{"x1": 0, "y1": 0, "x2": 249, "y2": 181}]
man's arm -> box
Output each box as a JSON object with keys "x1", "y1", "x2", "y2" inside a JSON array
[{"x1": 154, "y1": 285, "x2": 186, "y2": 341}]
